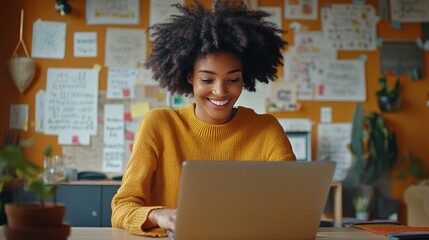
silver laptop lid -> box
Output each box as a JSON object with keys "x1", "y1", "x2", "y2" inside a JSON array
[{"x1": 174, "y1": 161, "x2": 336, "y2": 240}]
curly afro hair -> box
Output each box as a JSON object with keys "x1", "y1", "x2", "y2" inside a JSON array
[{"x1": 145, "y1": 0, "x2": 287, "y2": 95}]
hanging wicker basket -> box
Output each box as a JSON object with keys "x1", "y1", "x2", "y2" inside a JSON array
[
  {"x1": 7, "y1": 57, "x2": 35, "y2": 93},
  {"x1": 7, "y1": 9, "x2": 36, "y2": 93}
]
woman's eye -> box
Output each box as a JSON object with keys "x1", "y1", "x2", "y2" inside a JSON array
[
  {"x1": 227, "y1": 78, "x2": 240, "y2": 83},
  {"x1": 200, "y1": 78, "x2": 213, "y2": 83}
]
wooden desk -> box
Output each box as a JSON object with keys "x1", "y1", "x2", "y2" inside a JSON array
[{"x1": 0, "y1": 227, "x2": 388, "y2": 240}]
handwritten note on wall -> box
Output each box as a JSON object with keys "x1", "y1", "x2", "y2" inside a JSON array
[
  {"x1": 322, "y1": 4, "x2": 378, "y2": 50},
  {"x1": 44, "y1": 68, "x2": 99, "y2": 136},
  {"x1": 103, "y1": 104, "x2": 124, "y2": 173},
  {"x1": 309, "y1": 60, "x2": 366, "y2": 101},
  {"x1": 31, "y1": 20, "x2": 66, "y2": 59},
  {"x1": 317, "y1": 123, "x2": 352, "y2": 182},
  {"x1": 107, "y1": 67, "x2": 139, "y2": 99},
  {"x1": 74, "y1": 32, "x2": 97, "y2": 57},
  {"x1": 390, "y1": 0, "x2": 429, "y2": 22},
  {"x1": 86, "y1": 0, "x2": 140, "y2": 25},
  {"x1": 105, "y1": 28, "x2": 146, "y2": 68}
]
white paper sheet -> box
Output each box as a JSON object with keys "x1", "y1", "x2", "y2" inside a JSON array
[
  {"x1": 317, "y1": 123, "x2": 352, "y2": 182},
  {"x1": 103, "y1": 104, "x2": 124, "y2": 173},
  {"x1": 35, "y1": 90, "x2": 45, "y2": 133},
  {"x1": 322, "y1": 4, "x2": 378, "y2": 50},
  {"x1": 309, "y1": 59, "x2": 366, "y2": 101},
  {"x1": 105, "y1": 28, "x2": 146, "y2": 68},
  {"x1": 107, "y1": 67, "x2": 139, "y2": 99},
  {"x1": 31, "y1": 20, "x2": 66, "y2": 59},
  {"x1": 74, "y1": 32, "x2": 97, "y2": 57},
  {"x1": 44, "y1": 68, "x2": 99, "y2": 136},
  {"x1": 86, "y1": 0, "x2": 140, "y2": 25},
  {"x1": 9, "y1": 104, "x2": 28, "y2": 130}
]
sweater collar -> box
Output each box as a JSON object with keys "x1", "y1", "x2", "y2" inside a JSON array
[{"x1": 181, "y1": 103, "x2": 249, "y2": 139}]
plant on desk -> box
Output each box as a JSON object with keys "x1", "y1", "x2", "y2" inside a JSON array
[{"x1": 0, "y1": 142, "x2": 70, "y2": 240}]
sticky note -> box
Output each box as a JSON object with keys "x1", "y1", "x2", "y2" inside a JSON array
[
  {"x1": 93, "y1": 64, "x2": 102, "y2": 72},
  {"x1": 123, "y1": 89, "x2": 130, "y2": 97},
  {"x1": 22, "y1": 120, "x2": 28, "y2": 132},
  {"x1": 72, "y1": 135, "x2": 79, "y2": 144},
  {"x1": 130, "y1": 102, "x2": 150, "y2": 119},
  {"x1": 125, "y1": 131, "x2": 134, "y2": 140},
  {"x1": 124, "y1": 112, "x2": 132, "y2": 121}
]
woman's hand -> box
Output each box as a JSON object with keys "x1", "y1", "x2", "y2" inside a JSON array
[{"x1": 145, "y1": 208, "x2": 177, "y2": 232}]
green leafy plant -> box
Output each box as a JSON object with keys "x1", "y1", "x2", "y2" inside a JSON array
[
  {"x1": 346, "y1": 103, "x2": 398, "y2": 186},
  {"x1": 0, "y1": 142, "x2": 65, "y2": 207},
  {"x1": 376, "y1": 76, "x2": 402, "y2": 112},
  {"x1": 376, "y1": 76, "x2": 400, "y2": 98},
  {"x1": 395, "y1": 151, "x2": 427, "y2": 182}
]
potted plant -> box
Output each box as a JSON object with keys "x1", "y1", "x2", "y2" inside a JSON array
[
  {"x1": 376, "y1": 76, "x2": 401, "y2": 112},
  {"x1": 0, "y1": 141, "x2": 70, "y2": 240},
  {"x1": 344, "y1": 103, "x2": 398, "y2": 219}
]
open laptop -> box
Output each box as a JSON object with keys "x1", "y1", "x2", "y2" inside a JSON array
[{"x1": 172, "y1": 161, "x2": 336, "y2": 240}]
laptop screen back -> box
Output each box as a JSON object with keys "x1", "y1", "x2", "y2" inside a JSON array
[{"x1": 174, "y1": 161, "x2": 336, "y2": 240}]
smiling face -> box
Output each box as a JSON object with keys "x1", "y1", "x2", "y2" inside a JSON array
[{"x1": 188, "y1": 51, "x2": 243, "y2": 125}]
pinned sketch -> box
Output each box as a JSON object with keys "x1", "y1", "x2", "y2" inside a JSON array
[
  {"x1": 107, "y1": 68, "x2": 139, "y2": 99},
  {"x1": 74, "y1": 32, "x2": 97, "y2": 57},
  {"x1": 149, "y1": 0, "x2": 184, "y2": 40},
  {"x1": 309, "y1": 59, "x2": 366, "y2": 101},
  {"x1": 317, "y1": 123, "x2": 352, "y2": 182},
  {"x1": 322, "y1": 4, "x2": 378, "y2": 50},
  {"x1": 105, "y1": 28, "x2": 146, "y2": 68},
  {"x1": 235, "y1": 82, "x2": 271, "y2": 114},
  {"x1": 9, "y1": 104, "x2": 28, "y2": 131},
  {"x1": 390, "y1": 0, "x2": 429, "y2": 22},
  {"x1": 269, "y1": 81, "x2": 297, "y2": 111},
  {"x1": 258, "y1": 7, "x2": 282, "y2": 30},
  {"x1": 284, "y1": 0, "x2": 317, "y2": 20},
  {"x1": 284, "y1": 32, "x2": 337, "y2": 101},
  {"x1": 44, "y1": 68, "x2": 99, "y2": 136},
  {"x1": 293, "y1": 31, "x2": 337, "y2": 61},
  {"x1": 31, "y1": 20, "x2": 66, "y2": 59},
  {"x1": 103, "y1": 104, "x2": 124, "y2": 173},
  {"x1": 35, "y1": 90, "x2": 45, "y2": 133},
  {"x1": 86, "y1": 0, "x2": 140, "y2": 25}
]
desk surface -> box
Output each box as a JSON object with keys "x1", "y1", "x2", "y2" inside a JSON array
[{"x1": 0, "y1": 227, "x2": 387, "y2": 240}]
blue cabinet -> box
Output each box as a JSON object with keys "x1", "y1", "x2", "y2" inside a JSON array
[{"x1": 57, "y1": 183, "x2": 120, "y2": 227}]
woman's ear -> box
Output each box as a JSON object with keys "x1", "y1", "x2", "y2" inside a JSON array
[{"x1": 187, "y1": 74, "x2": 193, "y2": 84}]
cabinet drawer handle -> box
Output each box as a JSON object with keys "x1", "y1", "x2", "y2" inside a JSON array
[{"x1": 91, "y1": 211, "x2": 98, "y2": 217}]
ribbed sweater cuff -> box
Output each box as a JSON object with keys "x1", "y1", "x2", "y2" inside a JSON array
[{"x1": 128, "y1": 206, "x2": 166, "y2": 237}]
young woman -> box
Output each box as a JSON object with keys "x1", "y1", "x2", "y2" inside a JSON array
[{"x1": 111, "y1": 0, "x2": 296, "y2": 237}]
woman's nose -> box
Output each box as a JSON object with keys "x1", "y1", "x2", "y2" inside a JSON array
[{"x1": 212, "y1": 82, "x2": 227, "y2": 96}]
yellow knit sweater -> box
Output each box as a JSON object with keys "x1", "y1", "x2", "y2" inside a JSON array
[{"x1": 111, "y1": 103, "x2": 296, "y2": 237}]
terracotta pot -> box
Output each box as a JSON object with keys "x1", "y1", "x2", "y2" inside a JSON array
[
  {"x1": 4, "y1": 203, "x2": 71, "y2": 240},
  {"x1": 5, "y1": 203, "x2": 66, "y2": 229}
]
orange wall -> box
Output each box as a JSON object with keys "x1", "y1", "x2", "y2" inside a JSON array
[{"x1": 1, "y1": 0, "x2": 428, "y2": 224}]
